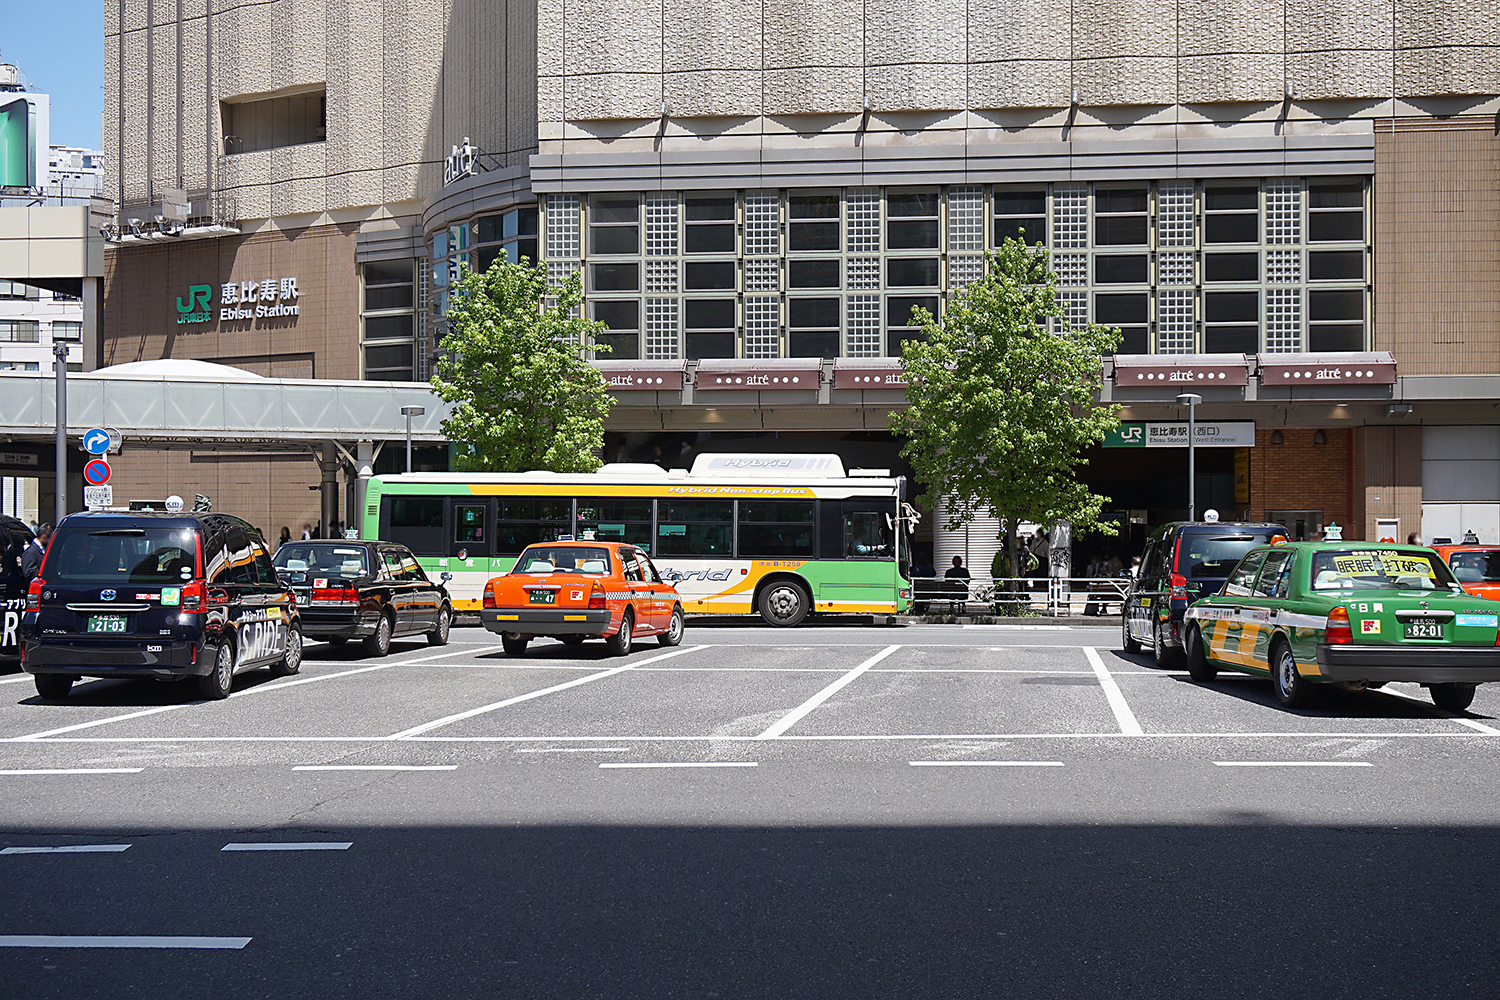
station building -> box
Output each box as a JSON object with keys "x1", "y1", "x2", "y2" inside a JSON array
[{"x1": 99, "y1": 0, "x2": 1500, "y2": 553}]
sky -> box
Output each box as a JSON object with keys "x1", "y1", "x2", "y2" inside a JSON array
[{"x1": 3, "y1": 0, "x2": 105, "y2": 150}]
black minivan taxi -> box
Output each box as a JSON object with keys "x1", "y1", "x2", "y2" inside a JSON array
[
  {"x1": 1122, "y1": 519, "x2": 1288, "y2": 666},
  {"x1": 21, "y1": 511, "x2": 302, "y2": 701}
]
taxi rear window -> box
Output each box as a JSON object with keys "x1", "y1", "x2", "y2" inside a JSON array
[
  {"x1": 513, "y1": 546, "x2": 613, "y2": 575},
  {"x1": 274, "y1": 543, "x2": 370, "y2": 577},
  {"x1": 45, "y1": 526, "x2": 199, "y2": 585},
  {"x1": 1446, "y1": 550, "x2": 1500, "y2": 583},
  {"x1": 1310, "y1": 549, "x2": 1454, "y2": 592}
]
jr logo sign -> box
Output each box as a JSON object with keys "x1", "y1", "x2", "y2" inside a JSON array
[{"x1": 175, "y1": 285, "x2": 213, "y2": 324}]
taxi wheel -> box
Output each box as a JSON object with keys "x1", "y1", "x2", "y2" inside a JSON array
[
  {"x1": 1270, "y1": 640, "x2": 1312, "y2": 708},
  {"x1": 759, "y1": 582, "x2": 810, "y2": 627},
  {"x1": 502, "y1": 634, "x2": 530, "y2": 656},
  {"x1": 1121, "y1": 614, "x2": 1141, "y2": 654},
  {"x1": 270, "y1": 625, "x2": 303, "y2": 677},
  {"x1": 364, "y1": 613, "x2": 393, "y2": 657},
  {"x1": 606, "y1": 610, "x2": 634, "y2": 656},
  {"x1": 1153, "y1": 620, "x2": 1183, "y2": 669},
  {"x1": 1184, "y1": 625, "x2": 1217, "y2": 682},
  {"x1": 658, "y1": 606, "x2": 685, "y2": 647},
  {"x1": 1430, "y1": 682, "x2": 1477, "y2": 712},
  {"x1": 33, "y1": 674, "x2": 73, "y2": 701},
  {"x1": 198, "y1": 642, "x2": 234, "y2": 700},
  {"x1": 427, "y1": 606, "x2": 451, "y2": 647}
]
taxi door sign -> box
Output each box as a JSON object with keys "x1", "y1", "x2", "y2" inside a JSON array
[{"x1": 83, "y1": 459, "x2": 111, "y2": 486}]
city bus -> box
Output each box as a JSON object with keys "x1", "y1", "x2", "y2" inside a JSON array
[{"x1": 362, "y1": 454, "x2": 915, "y2": 625}]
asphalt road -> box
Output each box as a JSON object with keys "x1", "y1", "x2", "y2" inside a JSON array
[{"x1": 4, "y1": 620, "x2": 1500, "y2": 998}]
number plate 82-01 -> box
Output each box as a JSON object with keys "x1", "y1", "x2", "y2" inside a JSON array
[{"x1": 1402, "y1": 619, "x2": 1444, "y2": 640}]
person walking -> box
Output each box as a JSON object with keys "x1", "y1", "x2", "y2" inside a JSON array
[{"x1": 21, "y1": 522, "x2": 51, "y2": 581}]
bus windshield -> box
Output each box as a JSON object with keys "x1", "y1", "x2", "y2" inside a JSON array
[{"x1": 512, "y1": 546, "x2": 614, "y2": 575}]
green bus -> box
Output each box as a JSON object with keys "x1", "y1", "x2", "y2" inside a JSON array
[{"x1": 363, "y1": 453, "x2": 915, "y2": 626}]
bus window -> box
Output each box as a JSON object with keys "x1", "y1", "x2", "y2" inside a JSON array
[
  {"x1": 738, "y1": 501, "x2": 815, "y2": 558},
  {"x1": 657, "y1": 500, "x2": 733, "y2": 557},
  {"x1": 843, "y1": 512, "x2": 893, "y2": 558},
  {"x1": 383, "y1": 495, "x2": 444, "y2": 556},
  {"x1": 496, "y1": 498, "x2": 571, "y2": 555},
  {"x1": 576, "y1": 498, "x2": 653, "y2": 550}
]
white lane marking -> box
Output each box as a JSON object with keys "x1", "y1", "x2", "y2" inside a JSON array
[
  {"x1": 291, "y1": 765, "x2": 456, "y2": 771},
  {"x1": 1213, "y1": 761, "x2": 1374, "y2": 767},
  {"x1": 0, "y1": 768, "x2": 143, "y2": 775},
  {"x1": 2, "y1": 844, "x2": 132, "y2": 854},
  {"x1": 221, "y1": 842, "x2": 353, "y2": 851},
  {"x1": 756, "y1": 645, "x2": 902, "y2": 739},
  {"x1": 0, "y1": 935, "x2": 251, "y2": 949},
  {"x1": 0, "y1": 674, "x2": 36, "y2": 685},
  {"x1": 8, "y1": 647, "x2": 502, "y2": 743},
  {"x1": 599, "y1": 762, "x2": 758, "y2": 769},
  {"x1": 909, "y1": 760, "x2": 1064, "y2": 767},
  {"x1": 1371, "y1": 683, "x2": 1500, "y2": 735},
  {"x1": 1083, "y1": 646, "x2": 1144, "y2": 736},
  {"x1": 388, "y1": 645, "x2": 709, "y2": 739},
  {"x1": 515, "y1": 746, "x2": 631, "y2": 753},
  {"x1": 961, "y1": 625, "x2": 1072, "y2": 630}
]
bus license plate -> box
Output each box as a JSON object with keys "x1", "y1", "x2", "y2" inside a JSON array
[
  {"x1": 87, "y1": 616, "x2": 127, "y2": 634},
  {"x1": 1403, "y1": 620, "x2": 1444, "y2": 640},
  {"x1": 528, "y1": 590, "x2": 556, "y2": 604}
]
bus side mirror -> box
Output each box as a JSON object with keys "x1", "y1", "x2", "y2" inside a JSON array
[{"x1": 440, "y1": 572, "x2": 453, "y2": 583}]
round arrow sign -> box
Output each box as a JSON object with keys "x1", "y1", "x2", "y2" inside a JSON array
[
  {"x1": 83, "y1": 459, "x2": 111, "y2": 486},
  {"x1": 82, "y1": 428, "x2": 110, "y2": 455}
]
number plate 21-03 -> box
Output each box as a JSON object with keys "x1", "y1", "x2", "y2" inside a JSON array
[
  {"x1": 1403, "y1": 619, "x2": 1444, "y2": 640},
  {"x1": 87, "y1": 615, "x2": 127, "y2": 633}
]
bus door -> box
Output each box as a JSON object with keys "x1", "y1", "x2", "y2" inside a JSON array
[{"x1": 447, "y1": 499, "x2": 494, "y2": 560}]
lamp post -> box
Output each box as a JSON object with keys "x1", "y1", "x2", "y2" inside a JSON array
[
  {"x1": 1177, "y1": 393, "x2": 1203, "y2": 521},
  {"x1": 54, "y1": 342, "x2": 68, "y2": 524},
  {"x1": 400, "y1": 405, "x2": 425, "y2": 473}
]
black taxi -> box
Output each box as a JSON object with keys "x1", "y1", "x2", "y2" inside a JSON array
[
  {"x1": 21, "y1": 511, "x2": 302, "y2": 701},
  {"x1": 272, "y1": 540, "x2": 452, "y2": 654}
]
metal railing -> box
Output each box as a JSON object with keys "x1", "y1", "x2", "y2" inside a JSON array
[{"x1": 910, "y1": 576, "x2": 1133, "y2": 617}]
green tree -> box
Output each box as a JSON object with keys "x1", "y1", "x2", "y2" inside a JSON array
[
  {"x1": 431, "y1": 259, "x2": 614, "y2": 473},
  {"x1": 890, "y1": 237, "x2": 1122, "y2": 579}
]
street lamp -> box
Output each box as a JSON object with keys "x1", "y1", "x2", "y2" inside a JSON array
[
  {"x1": 1176, "y1": 393, "x2": 1202, "y2": 521},
  {"x1": 54, "y1": 342, "x2": 68, "y2": 523},
  {"x1": 400, "y1": 405, "x2": 425, "y2": 473}
]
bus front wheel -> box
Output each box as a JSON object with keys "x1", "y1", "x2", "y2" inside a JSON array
[{"x1": 759, "y1": 581, "x2": 810, "y2": 627}]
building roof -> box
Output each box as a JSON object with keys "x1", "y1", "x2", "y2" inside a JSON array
[{"x1": 93, "y1": 359, "x2": 268, "y2": 381}]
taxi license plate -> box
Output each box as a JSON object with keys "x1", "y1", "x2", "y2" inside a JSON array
[
  {"x1": 87, "y1": 616, "x2": 127, "y2": 634},
  {"x1": 1403, "y1": 620, "x2": 1444, "y2": 640},
  {"x1": 528, "y1": 590, "x2": 556, "y2": 604}
]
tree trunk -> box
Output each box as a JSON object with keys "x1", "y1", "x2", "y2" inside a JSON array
[{"x1": 1006, "y1": 517, "x2": 1020, "y2": 583}]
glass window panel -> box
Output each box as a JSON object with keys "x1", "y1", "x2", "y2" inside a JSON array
[
  {"x1": 596, "y1": 332, "x2": 639, "y2": 360},
  {"x1": 365, "y1": 343, "x2": 412, "y2": 369},
  {"x1": 887, "y1": 192, "x2": 939, "y2": 217},
  {"x1": 685, "y1": 298, "x2": 735, "y2": 329},
  {"x1": 515, "y1": 238, "x2": 538, "y2": 263},
  {"x1": 591, "y1": 262, "x2": 640, "y2": 292},
  {"x1": 789, "y1": 329, "x2": 839, "y2": 359},
  {"x1": 1095, "y1": 215, "x2": 1147, "y2": 246},
  {"x1": 789, "y1": 259, "x2": 840, "y2": 288},
  {"x1": 476, "y1": 214, "x2": 502, "y2": 243},
  {"x1": 365, "y1": 261, "x2": 412, "y2": 285},
  {"x1": 1205, "y1": 214, "x2": 1258, "y2": 244},
  {"x1": 1204, "y1": 253, "x2": 1259, "y2": 283},
  {"x1": 886, "y1": 219, "x2": 939, "y2": 249},
  {"x1": 995, "y1": 218, "x2": 1046, "y2": 245},
  {"x1": 365, "y1": 315, "x2": 412, "y2": 340},
  {"x1": 1094, "y1": 293, "x2": 1148, "y2": 325},
  {"x1": 391, "y1": 496, "x2": 443, "y2": 528},
  {"x1": 685, "y1": 226, "x2": 735, "y2": 254},
  {"x1": 789, "y1": 221, "x2": 840, "y2": 251},
  {"x1": 1205, "y1": 291, "x2": 1259, "y2": 323},
  {"x1": 739, "y1": 501, "x2": 815, "y2": 521},
  {"x1": 591, "y1": 196, "x2": 639, "y2": 224},
  {"x1": 590, "y1": 226, "x2": 639, "y2": 256},
  {"x1": 1309, "y1": 181, "x2": 1363, "y2": 208},
  {"x1": 1205, "y1": 186, "x2": 1258, "y2": 211},
  {"x1": 594, "y1": 300, "x2": 640, "y2": 330},
  {"x1": 886, "y1": 257, "x2": 940, "y2": 287},
  {"x1": 887, "y1": 296, "x2": 938, "y2": 328},
  {"x1": 1309, "y1": 289, "x2": 1364, "y2": 321},
  {"x1": 1096, "y1": 188, "x2": 1148, "y2": 214},
  {"x1": 1308, "y1": 250, "x2": 1364, "y2": 281},
  {"x1": 1203, "y1": 326, "x2": 1258, "y2": 353},
  {"x1": 789, "y1": 194, "x2": 839, "y2": 219},
  {"x1": 1309, "y1": 325, "x2": 1364, "y2": 351},
  {"x1": 1094, "y1": 255, "x2": 1148, "y2": 284},
  {"x1": 789, "y1": 297, "x2": 839, "y2": 327},
  {"x1": 685, "y1": 332, "x2": 735, "y2": 359},
  {"x1": 1309, "y1": 212, "x2": 1363, "y2": 242},
  {"x1": 365, "y1": 285, "x2": 413, "y2": 310},
  {"x1": 685, "y1": 261, "x2": 736, "y2": 290},
  {"x1": 685, "y1": 196, "x2": 735, "y2": 221},
  {"x1": 995, "y1": 190, "x2": 1045, "y2": 216}
]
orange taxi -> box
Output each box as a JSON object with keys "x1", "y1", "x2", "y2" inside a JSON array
[
  {"x1": 481, "y1": 539, "x2": 685, "y2": 655},
  {"x1": 1433, "y1": 544, "x2": 1500, "y2": 600}
]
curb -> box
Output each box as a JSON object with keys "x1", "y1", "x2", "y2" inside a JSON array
[{"x1": 898, "y1": 615, "x2": 1123, "y2": 626}]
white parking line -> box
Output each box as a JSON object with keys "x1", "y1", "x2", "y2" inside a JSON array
[
  {"x1": 291, "y1": 765, "x2": 456, "y2": 771},
  {"x1": 515, "y1": 746, "x2": 631, "y2": 753},
  {"x1": 757, "y1": 645, "x2": 901, "y2": 739},
  {"x1": 0, "y1": 768, "x2": 143, "y2": 775},
  {"x1": 388, "y1": 645, "x2": 709, "y2": 739},
  {"x1": 1213, "y1": 761, "x2": 1374, "y2": 767},
  {"x1": 1083, "y1": 646, "x2": 1144, "y2": 736},
  {"x1": 909, "y1": 760, "x2": 1064, "y2": 767},
  {"x1": 0, "y1": 674, "x2": 36, "y2": 685},
  {"x1": 1371, "y1": 683, "x2": 1500, "y2": 735},
  {"x1": 599, "y1": 762, "x2": 758, "y2": 769},
  {"x1": 0, "y1": 935, "x2": 251, "y2": 949},
  {"x1": 1, "y1": 844, "x2": 132, "y2": 854},
  {"x1": 221, "y1": 842, "x2": 352, "y2": 851}
]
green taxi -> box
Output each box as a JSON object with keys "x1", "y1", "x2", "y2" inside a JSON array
[{"x1": 1182, "y1": 541, "x2": 1500, "y2": 710}]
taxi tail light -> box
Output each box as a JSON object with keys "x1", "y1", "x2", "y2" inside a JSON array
[
  {"x1": 588, "y1": 583, "x2": 607, "y2": 610},
  {"x1": 311, "y1": 586, "x2": 358, "y2": 604},
  {"x1": 1326, "y1": 606, "x2": 1353, "y2": 645},
  {"x1": 25, "y1": 576, "x2": 42, "y2": 612},
  {"x1": 482, "y1": 581, "x2": 497, "y2": 610},
  {"x1": 1170, "y1": 573, "x2": 1188, "y2": 600},
  {"x1": 181, "y1": 581, "x2": 205, "y2": 612}
]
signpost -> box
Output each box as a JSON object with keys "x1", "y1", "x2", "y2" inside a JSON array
[
  {"x1": 84, "y1": 485, "x2": 112, "y2": 509},
  {"x1": 83, "y1": 459, "x2": 111, "y2": 487},
  {"x1": 82, "y1": 428, "x2": 110, "y2": 455}
]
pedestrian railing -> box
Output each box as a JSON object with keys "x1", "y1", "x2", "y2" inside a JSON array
[{"x1": 910, "y1": 576, "x2": 1133, "y2": 617}]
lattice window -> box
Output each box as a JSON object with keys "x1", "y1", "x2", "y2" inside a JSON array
[
  {"x1": 545, "y1": 194, "x2": 581, "y2": 259},
  {"x1": 1265, "y1": 249, "x2": 1301, "y2": 284},
  {"x1": 1158, "y1": 250, "x2": 1195, "y2": 286},
  {"x1": 948, "y1": 255, "x2": 985, "y2": 289},
  {"x1": 1052, "y1": 252, "x2": 1088, "y2": 287},
  {"x1": 846, "y1": 294, "x2": 882, "y2": 357},
  {"x1": 1156, "y1": 288, "x2": 1195, "y2": 354},
  {"x1": 847, "y1": 257, "x2": 881, "y2": 290},
  {"x1": 744, "y1": 295, "x2": 780, "y2": 358},
  {"x1": 646, "y1": 259, "x2": 677, "y2": 293},
  {"x1": 1052, "y1": 183, "x2": 1088, "y2": 250},
  {"x1": 947, "y1": 186, "x2": 984, "y2": 252},
  {"x1": 546, "y1": 260, "x2": 581, "y2": 290},
  {"x1": 1265, "y1": 179, "x2": 1302, "y2": 245},
  {"x1": 1157, "y1": 181, "x2": 1195, "y2": 248},
  {"x1": 744, "y1": 191, "x2": 780, "y2": 256},
  {"x1": 645, "y1": 297, "x2": 680, "y2": 359},
  {"x1": 1264, "y1": 288, "x2": 1302, "y2": 352},
  {"x1": 1055, "y1": 289, "x2": 1088, "y2": 331},
  {"x1": 416, "y1": 259, "x2": 431, "y2": 380},
  {"x1": 744, "y1": 258, "x2": 779, "y2": 292},
  {"x1": 645, "y1": 193, "x2": 679, "y2": 257},
  {"x1": 847, "y1": 189, "x2": 881, "y2": 253}
]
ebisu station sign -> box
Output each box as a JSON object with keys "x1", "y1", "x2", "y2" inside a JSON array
[{"x1": 175, "y1": 277, "x2": 302, "y2": 327}]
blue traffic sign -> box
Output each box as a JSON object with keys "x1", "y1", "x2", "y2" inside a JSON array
[
  {"x1": 82, "y1": 428, "x2": 110, "y2": 455},
  {"x1": 83, "y1": 459, "x2": 111, "y2": 486}
]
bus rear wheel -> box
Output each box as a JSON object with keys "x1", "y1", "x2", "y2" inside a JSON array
[{"x1": 758, "y1": 581, "x2": 810, "y2": 627}]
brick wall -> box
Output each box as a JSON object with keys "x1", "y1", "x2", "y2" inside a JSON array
[{"x1": 1246, "y1": 428, "x2": 1356, "y2": 539}]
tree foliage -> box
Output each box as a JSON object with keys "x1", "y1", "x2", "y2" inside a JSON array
[
  {"x1": 889, "y1": 237, "x2": 1122, "y2": 576},
  {"x1": 431, "y1": 259, "x2": 614, "y2": 473}
]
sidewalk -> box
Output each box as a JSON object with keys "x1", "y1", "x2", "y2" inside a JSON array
[{"x1": 898, "y1": 614, "x2": 1123, "y2": 626}]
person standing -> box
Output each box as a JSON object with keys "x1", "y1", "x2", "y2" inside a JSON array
[
  {"x1": 278, "y1": 526, "x2": 292, "y2": 551},
  {"x1": 21, "y1": 522, "x2": 51, "y2": 581}
]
